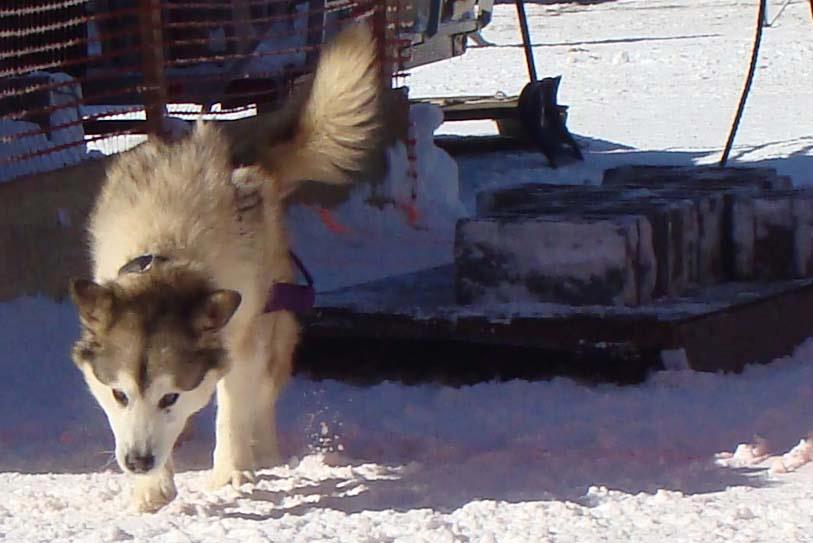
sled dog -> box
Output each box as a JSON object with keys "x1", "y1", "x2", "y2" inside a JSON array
[{"x1": 68, "y1": 23, "x2": 381, "y2": 512}]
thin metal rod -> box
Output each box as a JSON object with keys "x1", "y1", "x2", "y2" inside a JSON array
[
  {"x1": 514, "y1": 0, "x2": 537, "y2": 83},
  {"x1": 765, "y1": 0, "x2": 793, "y2": 26},
  {"x1": 719, "y1": 0, "x2": 766, "y2": 167}
]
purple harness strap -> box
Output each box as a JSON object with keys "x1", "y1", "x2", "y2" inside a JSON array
[
  {"x1": 119, "y1": 252, "x2": 314, "y2": 315},
  {"x1": 263, "y1": 251, "x2": 315, "y2": 314}
]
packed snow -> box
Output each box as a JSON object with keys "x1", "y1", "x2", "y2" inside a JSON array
[
  {"x1": 3, "y1": 0, "x2": 813, "y2": 541},
  {"x1": 0, "y1": 72, "x2": 90, "y2": 182},
  {"x1": 6, "y1": 297, "x2": 813, "y2": 541}
]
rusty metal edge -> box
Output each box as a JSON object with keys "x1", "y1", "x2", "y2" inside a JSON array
[
  {"x1": 300, "y1": 280, "x2": 813, "y2": 382},
  {"x1": 673, "y1": 281, "x2": 813, "y2": 372}
]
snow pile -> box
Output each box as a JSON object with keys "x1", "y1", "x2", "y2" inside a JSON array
[
  {"x1": 716, "y1": 439, "x2": 771, "y2": 469},
  {"x1": 45, "y1": 72, "x2": 87, "y2": 164},
  {"x1": 770, "y1": 439, "x2": 813, "y2": 474},
  {"x1": 378, "y1": 103, "x2": 468, "y2": 228},
  {"x1": 288, "y1": 103, "x2": 467, "y2": 292},
  {"x1": 1, "y1": 72, "x2": 89, "y2": 182},
  {"x1": 0, "y1": 120, "x2": 52, "y2": 181},
  {"x1": 719, "y1": 436, "x2": 813, "y2": 475}
]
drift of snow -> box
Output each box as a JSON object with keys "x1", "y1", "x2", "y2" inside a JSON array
[
  {"x1": 6, "y1": 298, "x2": 813, "y2": 541},
  {"x1": 289, "y1": 102, "x2": 466, "y2": 292},
  {"x1": 0, "y1": 72, "x2": 89, "y2": 182},
  {"x1": 379, "y1": 103, "x2": 467, "y2": 227}
]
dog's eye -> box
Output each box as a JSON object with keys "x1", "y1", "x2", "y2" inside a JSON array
[
  {"x1": 158, "y1": 393, "x2": 180, "y2": 409},
  {"x1": 112, "y1": 389, "x2": 128, "y2": 407}
]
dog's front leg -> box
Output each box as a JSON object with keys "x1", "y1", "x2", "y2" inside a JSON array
[
  {"x1": 252, "y1": 313, "x2": 298, "y2": 468},
  {"x1": 210, "y1": 372, "x2": 258, "y2": 489},
  {"x1": 131, "y1": 457, "x2": 177, "y2": 513}
]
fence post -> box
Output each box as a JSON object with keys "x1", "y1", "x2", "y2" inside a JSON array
[
  {"x1": 232, "y1": 0, "x2": 254, "y2": 54},
  {"x1": 371, "y1": 0, "x2": 390, "y2": 84},
  {"x1": 138, "y1": 0, "x2": 167, "y2": 137}
]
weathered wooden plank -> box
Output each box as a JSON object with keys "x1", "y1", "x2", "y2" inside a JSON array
[
  {"x1": 673, "y1": 279, "x2": 813, "y2": 372},
  {"x1": 300, "y1": 267, "x2": 813, "y2": 383},
  {"x1": 301, "y1": 309, "x2": 668, "y2": 385}
]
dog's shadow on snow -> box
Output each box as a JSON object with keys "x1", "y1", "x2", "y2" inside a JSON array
[{"x1": 215, "y1": 453, "x2": 776, "y2": 520}]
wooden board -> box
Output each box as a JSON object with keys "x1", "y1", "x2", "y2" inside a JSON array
[
  {"x1": 296, "y1": 265, "x2": 813, "y2": 385},
  {"x1": 418, "y1": 94, "x2": 520, "y2": 122}
]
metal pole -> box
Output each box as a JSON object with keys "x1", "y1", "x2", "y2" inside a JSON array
[
  {"x1": 719, "y1": 0, "x2": 766, "y2": 167},
  {"x1": 514, "y1": 0, "x2": 537, "y2": 83}
]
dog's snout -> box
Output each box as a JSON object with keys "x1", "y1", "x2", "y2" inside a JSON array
[{"x1": 124, "y1": 452, "x2": 155, "y2": 473}]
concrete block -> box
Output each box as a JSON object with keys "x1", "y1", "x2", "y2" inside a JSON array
[
  {"x1": 649, "y1": 190, "x2": 726, "y2": 285},
  {"x1": 455, "y1": 214, "x2": 656, "y2": 306},
  {"x1": 614, "y1": 198, "x2": 698, "y2": 297},
  {"x1": 729, "y1": 191, "x2": 813, "y2": 279},
  {"x1": 478, "y1": 190, "x2": 699, "y2": 298}
]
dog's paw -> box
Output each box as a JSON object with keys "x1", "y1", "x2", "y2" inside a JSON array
[
  {"x1": 132, "y1": 477, "x2": 178, "y2": 513},
  {"x1": 207, "y1": 467, "x2": 256, "y2": 491}
]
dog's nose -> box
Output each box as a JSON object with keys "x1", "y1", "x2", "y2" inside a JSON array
[{"x1": 124, "y1": 452, "x2": 155, "y2": 473}]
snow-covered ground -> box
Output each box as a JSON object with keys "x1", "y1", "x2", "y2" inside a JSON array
[
  {"x1": 3, "y1": 1, "x2": 813, "y2": 541},
  {"x1": 6, "y1": 296, "x2": 813, "y2": 542}
]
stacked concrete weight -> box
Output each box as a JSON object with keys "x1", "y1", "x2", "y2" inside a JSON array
[
  {"x1": 456, "y1": 165, "x2": 810, "y2": 307},
  {"x1": 602, "y1": 166, "x2": 812, "y2": 281},
  {"x1": 455, "y1": 213, "x2": 655, "y2": 306},
  {"x1": 727, "y1": 191, "x2": 813, "y2": 280}
]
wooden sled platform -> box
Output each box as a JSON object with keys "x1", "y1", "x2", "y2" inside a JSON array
[
  {"x1": 419, "y1": 94, "x2": 520, "y2": 122},
  {"x1": 295, "y1": 265, "x2": 813, "y2": 385}
]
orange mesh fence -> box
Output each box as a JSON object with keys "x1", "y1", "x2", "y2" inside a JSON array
[{"x1": 1, "y1": 0, "x2": 408, "y2": 182}]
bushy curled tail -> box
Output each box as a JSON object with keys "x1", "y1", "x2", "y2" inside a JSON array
[{"x1": 231, "y1": 22, "x2": 383, "y2": 197}]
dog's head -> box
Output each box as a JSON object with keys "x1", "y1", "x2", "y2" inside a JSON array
[{"x1": 68, "y1": 267, "x2": 240, "y2": 475}]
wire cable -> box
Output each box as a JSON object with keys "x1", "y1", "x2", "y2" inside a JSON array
[{"x1": 719, "y1": 0, "x2": 767, "y2": 167}]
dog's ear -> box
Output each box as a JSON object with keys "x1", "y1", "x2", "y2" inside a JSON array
[
  {"x1": 69, "y1": 278, "x2": 115, "y2": 331},
  {"x1": 191, "y1": 290, "x2": 241, "y2": 333}
]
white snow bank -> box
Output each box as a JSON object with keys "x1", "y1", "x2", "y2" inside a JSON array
[
  {"x1": 4, "y1": 297, "x2": 813, "y2": 541},
  {"x1": 1, "y1": 72, "x2": 91, "y2": 182},
  {"x1": 288, "y1": 103, "x2": 467, "y2": 292}
]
